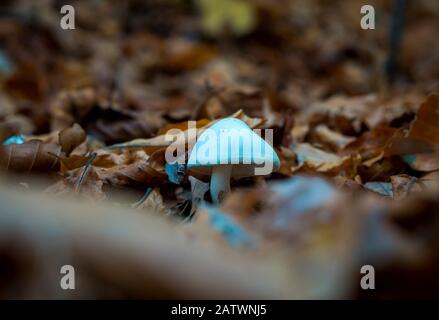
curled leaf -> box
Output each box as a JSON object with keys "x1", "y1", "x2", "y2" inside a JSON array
[
  {"x1": 0, "y1": 140, "x2": 61, "y2": 172},
  {"x1": 293, "y1": 143, "x2": 344, "y2": 172},
  {"x1": 58, "y1": 123, "x2": 86, "y2": 156},
  {"x1": 385, "y1": 94, "x2": 439, "y2": 171},
  {"x1": 341, "y1": 127, "x2": 397, "y2": 163}
]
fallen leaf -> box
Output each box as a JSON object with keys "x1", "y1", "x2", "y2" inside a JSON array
[
  {"x1": 293, "y1": 143, "x2": 344, "y2": 172},
  {"x1": 58, "y1": 123, "x2": 86, "y2": 156},
  {"x1": 364, "y1": 181, "x2": 393, "y2": 198},
  {"x1": 385, "y1": 94, "x2": 439, "y2": 171},
  {"x1": 98, "y1": 160, "x2": 167, "y2": 188},
  {"x1": 311, "y1": 124, "x2": 355, "y2": 151},
  {"x1": 0, "y1": 140, "x2": 61, "y2": 172},
  {"x1": 391, "y1": 175, "x2": 425, "y2": 200},
  {"x1": 341, "y1": 127, "x2": 397, "y2": 164},
  {"x1": 107, "y1": 109, "x2": 265, "y2": 149},
  {"x1": 136, "y1": 188, "x2": 167, "y2": 214}
]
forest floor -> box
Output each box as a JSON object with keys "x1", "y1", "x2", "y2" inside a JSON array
[{"x1": 1, "y1": 0, "x2": 439, "y2": 299}]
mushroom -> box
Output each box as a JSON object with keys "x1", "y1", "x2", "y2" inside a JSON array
[{"x1": 187, "y1": 118, "x2": 280, "y2": 203}]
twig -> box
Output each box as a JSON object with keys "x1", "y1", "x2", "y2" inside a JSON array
[
  {"x1": 75, "y1": 152, "x2": 97, "y2": 193},
  {"x1": 132, "y1": 187, "x2": 153, "y2": 208}
]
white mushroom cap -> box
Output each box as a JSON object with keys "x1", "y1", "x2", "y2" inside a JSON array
[{"x1": 187, "y1": 118, "x2": 280, "y2": 178}]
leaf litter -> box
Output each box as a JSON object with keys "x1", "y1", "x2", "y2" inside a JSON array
[{"x1": 0, "y1": 0, "x2": 439, "y2": 299}]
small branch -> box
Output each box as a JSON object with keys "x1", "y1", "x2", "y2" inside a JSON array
[
  {"x1": 132, "y1": 187, "x2": 153, "y2": 208},
  {"x1": 75, "y1": 152, "x2": 97, "y2": 193}
]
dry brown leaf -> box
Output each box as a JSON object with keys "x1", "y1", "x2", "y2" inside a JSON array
[
  {"x1": 157, "y1": 41, "x2": 217, "y2": 72},
  {"x1": 47, "y1": 166, "x2": 106, "y2": 201},
  {"x1": 136, "y1": 188, "x2": 167, "y2": 214},
  {"x1": 297, "y1": 94, "x2": 376, "y2": 134},
  {"x1": 58, "y1": 123, "x2": 87, "y2": 156},
  {"x1": 277, "y1": 146, "x2": 295, "y2": 176},
  {"x1": 59, "y1": 152, "x2": 123, "y2": 173},
  {"x1": 98, "y1": 160, "x2": 167, "y2": 187},
  {"x1": 385, "y1": 94, "x2": 439, "y2": 171},
  {"x1": 391, "y1": 175, "x2": 425, "y2": 201},
  {"x1": 0, "y1": 140, "x2": 61, "y2": 172},
  {"x1": 108, "y1": 109, "x2": 265, "y2": 149},
  {"x1": 50, "y1": 88, "x2": 164, "y2": 144},
  {"x1": 341, "y1": 127, "x2": 398, "y2": 164},
  {"x1": 293, "y1": 143, "x2": 345, "y2": 173},
  {"x1": 311, "y1": 124, "x2": 355, "y2": 151}
]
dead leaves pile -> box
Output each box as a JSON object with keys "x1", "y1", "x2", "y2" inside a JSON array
[
  {"x1": 1, "y1": 0, "x2": 439, "y2": 299},
  {"x1": 1, "y1": 91, "x2": 439, "y2": 219}
]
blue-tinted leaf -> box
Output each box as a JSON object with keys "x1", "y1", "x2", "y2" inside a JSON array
[
  {"x1": 201, "y1": 203, "x2": 255, "y2": 248},
  {"x1": 402, "y1": 154, "x2": 417, "y2": 166},
  {"x1": 165, "y1": 162, "x2": 186, "y2": 184},
  {"x1": 0, "y1": 50, "x2": 14, "y2": 74},
  {"x1": 364, "y1": 182, "x2": 393, "y2": 198},
  {"x1": 2, "y1": 134, "x2": 26, "y2": 145},
  {"x1": 269, "y1": 176, "x2": 336, "y2": 229}
]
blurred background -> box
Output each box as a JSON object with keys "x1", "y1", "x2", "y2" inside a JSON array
[
  {"x1": 1, "y1": 0, "x2": 439, "y2": 299},
  {"x1": 0, "y1": 0, "x2": 438, "y2": 142}
]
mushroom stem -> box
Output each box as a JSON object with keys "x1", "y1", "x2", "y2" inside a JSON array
[{"x1": 210, "y1": 165, "x2": 232, "y2": 204}]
